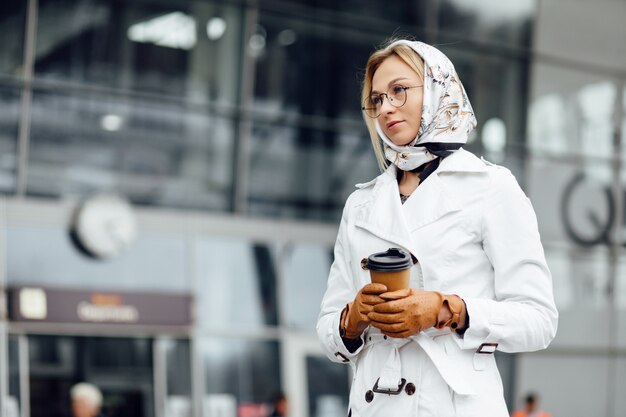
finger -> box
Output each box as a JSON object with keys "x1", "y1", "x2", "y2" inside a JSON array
[
  {"x1": 361, "y1": 294, "x2": 385, "y2": 305},
  {"x1": 367, "y1": 311, "x2": 404, "y2": 324},
  {"x1": 369, "y1": 321, "x2": 407, "y2": 333},
  {"x1": 361, "y1": 283, "x2": 388, "y2": 294},
  {"x1": 380, "y1": 289, "x2": 411, "y2": 300},
  {"x1": 358, "y1": 313, "x2": 372, "y2": 324},
  {"x1": 372, "y1": 299, "x2": 407, "y2": 314},
  {"x1": 357, "y1": 304, "x2": 373, "y2": 316}
]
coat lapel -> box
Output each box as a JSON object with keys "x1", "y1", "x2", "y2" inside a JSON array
[
  {"x1": 354, "y1": 149, "x2": 488, "y2": 254},
  {"x1": 354, "y1": 167, "x2": 418, "y2": 256},
  {"x1": 401, "y1": 173, "x2": 461, "y2": 232},
  {"x1": 403, "y1": 150, "x2": 488, "y2": 231}
]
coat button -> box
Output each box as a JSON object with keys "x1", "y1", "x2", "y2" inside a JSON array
[
  {"x1": 365, "y1": 390, "x2": 374, "y2": 403},
  {"x1": 405, "y1": 383, "x2": 416, "y2": 396}
]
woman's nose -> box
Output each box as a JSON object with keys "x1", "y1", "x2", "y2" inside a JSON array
[{"x1": 379, "y1": 95, "x2": 395, "y2": 114}]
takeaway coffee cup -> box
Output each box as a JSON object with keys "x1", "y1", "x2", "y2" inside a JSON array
[{"x1": 360, "y1": 248, "x2": 413, "y2": 291}]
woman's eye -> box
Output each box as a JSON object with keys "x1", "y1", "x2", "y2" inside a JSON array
[
  {"x1": 391, "y1": 85, "x2": 406, "y2": 95},
  {"x1": 369, "y1": 96, "x2": 382, "y2": 106}
]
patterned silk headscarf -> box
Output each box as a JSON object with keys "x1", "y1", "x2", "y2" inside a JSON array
[{"x1": 375, "y1": 40, "x2": 477, "y2": 171}]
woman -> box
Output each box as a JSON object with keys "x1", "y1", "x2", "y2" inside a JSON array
[{"x1": 316, "y1": 38, "x2": 558, "y2": 417}]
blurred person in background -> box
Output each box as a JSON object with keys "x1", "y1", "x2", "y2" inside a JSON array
[
  {"x1": 70, "y1": 382, "x2": 103, "y2": 417},
  {"x1": 512, "y1": 393, "x2": 551, "y2": 417},
  {"x1": 317, "y1": 37, "x2": 558, "y2": 417},
  {"x1": 269, "y1": 392, "x2": 288, "y2": 417}
]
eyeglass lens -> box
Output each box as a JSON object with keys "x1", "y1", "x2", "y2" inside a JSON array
[{"x1": 363, "y1": 85, "x2": 408, "y2": 118}]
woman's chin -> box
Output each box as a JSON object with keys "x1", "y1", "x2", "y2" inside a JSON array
[{"x1": 389, "y1": 135, "x2": 415, "y2": 147}]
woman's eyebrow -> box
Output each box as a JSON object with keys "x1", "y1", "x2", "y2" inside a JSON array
[{"x1": 371, "y1": 77, "x2": 409, "y2": 94}]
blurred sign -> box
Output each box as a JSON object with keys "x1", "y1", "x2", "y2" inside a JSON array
[
  {"x1": 9, "y1": 286, "x2": 193, "y2": 326},
  {"x1": 561, "y1": 172, "x2": 618, "y2": 246},
  {"x1": 527, "y1": 158, "x2": 623, "y2": 247}
]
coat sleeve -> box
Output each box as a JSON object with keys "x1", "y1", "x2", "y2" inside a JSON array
[
  {"x1": 316, "y1": 193, "x2": 366, "y2": 363},
  {"x1": 456, "y1": 168, "x2": 558, "y2": 353}
]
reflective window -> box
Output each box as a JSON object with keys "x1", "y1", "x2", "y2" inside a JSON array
[
  {"x1": 281, "y1": 243, "x2": 332, "y2": 330},
  {"x1": 28, "y1": 335, "x2": 155, "y2": 417},
  {"x1": 619, "y1": 88, "x2": 626, "y2": 351},
  {"x1": 617, "y1": 358, "x2": 626, "y2": 416},
  {"x1": 527, "y1": 157, "x2": 613, "y2": 247},
  {"x1": 305, "y1": 355, "x2": 349, "y2": 417},
  {"x1": 0, "y1": 85, "x2": 20, "y2": 194},
  {"x1": 199, "y1": 338, "x2": 281, "y2": 414},
  {"x1": 7, "y1": 336, "x2": 21, "y2": 417},
  {"x1": 249, "y1": 22, "x2": 532, "y2": 221},
  {"x1": 482, "y1": 118, "x2": 507, "y2": 154},
  {"x1": 495, "y1": 352, "x2": 516, "y2": 411},
  {"x1": 260, "y1": 0, "x2": 429, "y2": 27},
  {"x1": 26, "y1": 88, "x2": 234, "y2": 210},
  {"x1": 516, "y1": 355, "x2": 611, "y2": 417},
  {"x1": 164, "y1": 339, "x2": 192, "y2": 417},
  {"x1": 254, "y1": 12, "x2": 380, "y2": 121},
  {"x1": 525, "y1": 59, "x2": 623, "y2": 416},
  {"x1": 7, "y1": 225, "x2": 190, "y2": 292},
  {"x1": 165, "y1": 339, "x2": 192, "y2": 395},
  {"x1": 438, "y1": 46, "x2": 530, "y2": 172},
  {"x1": 545, "y1": 247, "x2": 611, "y2": 350},
  {"x1": 0, "y1": 0, "x2": 25, "y2": 76},
  {"x1": 35, "y1": 0, "x2": 242, "y2": 106},
  {"x1": 248, "y1": 121, "x2": 378, "y2": 221},
  {"x1": 438, "y1": 0, "x2": 536, "y2": 48},
  {"x1": 195, "y1": 238, "x2": 278, "y2": 328},
  {"x1": 528, "y1": 63, "x2": 618, "y2": 160},
  {"x1": 615, "y1": 256, "x2": 626, "y2": 349}
]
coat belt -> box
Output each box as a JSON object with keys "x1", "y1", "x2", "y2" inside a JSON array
[{"x1": 365, "y1": 331, "x2": 477, "y2": 395}]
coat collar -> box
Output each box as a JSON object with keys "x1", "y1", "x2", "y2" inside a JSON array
[
  {"x1": 436, "y1": 148, "x2": 487, "y2": 174},
  {"x1": 354, "y1": 149, "x2": 486, "y2": 257},
  {"x1": 355, "y1": 149, "x2": 487, "y2": 190}
]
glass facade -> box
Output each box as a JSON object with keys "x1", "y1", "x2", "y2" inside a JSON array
[
  {"x1": 1, "y1": 0, "x2": 625, "y2": 417},
  {"x1": 305, "y1": 354, "x2": 349, "y2": 417},
  {"x1": 0, "y1": 1, "x2": 25, "y2": 76},
  {"x1": 195, "y1": 237, "x2": 279, "y2": 328},
  {"x1": 7, "y1": 336, "x2": 21, "y2": 416},
  {"x1": 0, "y1": 0, "x2": 22, "y2": 195},
  {"x1": 26, "y1": 0, "x2": 243, "y2": 209},
  {"x1": 200, "y1": 338, "x2": 281, "y2": 406},
  {"x1": 0, "y1": 85, "x2": 19, "y2": 194},
  {"x1": 0, "y1": 0, "x2": 535, "y2": 221},
  {"x1": 521, "y1": 1, "x2": 626, "y2": 413},
  {"x1": 281, "y1": 243, "x2": 332, "y2": 330},
  {"x1": 27, "y1": 335, "x2": 155, "y2": 417},
  {"x1": 27, "y1": 88, "x2": 236, "y2": 209},
  {"x1": 34, "y1": 0, "x2": 242, "y2": 105}
]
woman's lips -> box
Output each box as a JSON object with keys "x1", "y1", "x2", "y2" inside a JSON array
[{"x1": 386, "y1": 120, "x2": 403, "y2": 130}]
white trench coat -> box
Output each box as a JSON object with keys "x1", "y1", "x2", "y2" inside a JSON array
[{"x1": 317, "y1": 149, "x2": 558, "y2": 417}]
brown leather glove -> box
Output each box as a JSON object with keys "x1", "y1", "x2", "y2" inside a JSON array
[
  {"x1": 368, "y1": 289, "x2": 466, "y2": 338},
  {"x1": 340, "y1": 283, "x2": 388, "y2": 339}
]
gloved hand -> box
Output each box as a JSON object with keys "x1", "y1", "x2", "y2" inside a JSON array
[
  {"x1": 368, "y1": 289, "x2": 466, "y2": 338},
  {"x1": 340, "y1": 283, "x2": 388, "y2": 339}
]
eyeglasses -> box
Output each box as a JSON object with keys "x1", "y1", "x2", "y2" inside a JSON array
[{"x1": 362, "y1": 85, "x2": 423, "y2": 118}]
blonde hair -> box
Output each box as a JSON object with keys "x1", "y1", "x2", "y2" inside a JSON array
[{"x1": 361, "y1": 40, "x2": 425, "y2": 172}]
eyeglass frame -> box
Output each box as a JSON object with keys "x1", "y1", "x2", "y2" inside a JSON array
[{"x1": 361, "y1": 85, "x2": 423, "y2": 118}]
